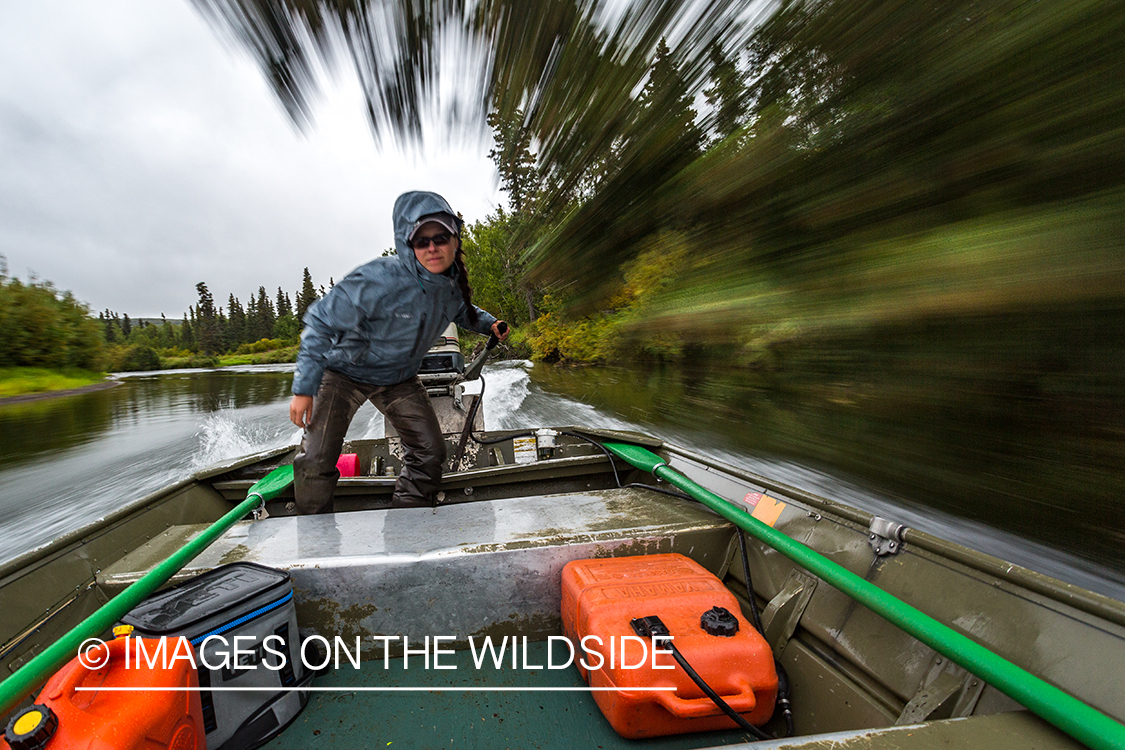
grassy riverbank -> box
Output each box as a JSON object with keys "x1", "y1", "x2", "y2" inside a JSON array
[
  {"x1": 0, "y1": 367, "x2": 107, "y2": 398},
  {"x1": 215, "y1": 346, "x2": 298, "y2": 367},
  {"x1": 107, "y1": 342, "x2": 299, "y2": 371}
]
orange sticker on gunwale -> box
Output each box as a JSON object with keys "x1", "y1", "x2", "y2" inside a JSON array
[{"x1": 741, "y1": 492, "x2": 786, "y2": 527}]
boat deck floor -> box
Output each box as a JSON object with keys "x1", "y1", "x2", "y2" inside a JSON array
[{"x1": 266, "y1": 640, "x2": 756, "y2": 750}]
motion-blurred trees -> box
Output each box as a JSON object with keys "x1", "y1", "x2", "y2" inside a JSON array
[
  {"x1": 703, "y1": 40, "x2": 747, "y2": 143},
  {"x1": 487, "y1": 110, "x2": 538, "y2": 214},
  {"x1": 186, "y1": 0, "x2": 1125, "y2": 350},
  {"x1": 0, "y1": 272, "x2": 103, "y2": 370}
]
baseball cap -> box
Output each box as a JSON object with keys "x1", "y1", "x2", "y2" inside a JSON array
[{"x1": 409, "y1": 213, "x2": 460, "y2": 244}]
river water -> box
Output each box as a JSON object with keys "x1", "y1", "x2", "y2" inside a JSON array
[{"x1": 1, "y1": 361, "x2": 1122, "y2": 603}]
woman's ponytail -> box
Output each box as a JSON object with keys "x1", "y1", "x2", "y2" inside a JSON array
[{"x1": 454, "y1": 245, "x2": 478, "y2": 326}]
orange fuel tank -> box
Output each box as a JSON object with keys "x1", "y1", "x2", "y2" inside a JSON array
[
  {"x1": 2, "y1": 634, "x2": 204, "y2": 750},
  {"x1": 561, "y1": 554, "x2": 777, "y2": 739}
]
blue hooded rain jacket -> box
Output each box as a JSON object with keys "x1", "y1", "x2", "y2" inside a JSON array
[{"x1": 291, "y1": 191, "x2": 497, "y2": 396}]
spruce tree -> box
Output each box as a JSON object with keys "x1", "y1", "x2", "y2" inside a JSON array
[
  {"x1": 227, "y1": 294, "x2": 247, "y2": 349},
  {"x1": 160, "y1": 314, "x2": 175, "y2": 349},
  {"x1": 194, "y1": 282, "x2": 221, "y2": 354},
  {"x1": 101, "y1": 310, "x2": 118, "y2": 344},
  {"x1": 703, "y1": 41, "x2": 747, "y2": 142},
  {"x1": 638, "y1": 38, "x2": 703, "y2": 157},
  {"x1": 276, "y1": 287, "x2": 292, "y2": 317},
  {"x1": 296, "y1": 268, "x2": 318, "y2": 323},
  {"x1": 180, "y1": 313, "x2": 194, "y2": 350},
  {"x1": 256, "y1": 286, "x2": 276, "y2": 340},
  {"x1": 246, "y1": 292, "x2": 259, "y2": 341},
  {"x1": 488, "y1": 109, "x2": 538, "y2": 213}
]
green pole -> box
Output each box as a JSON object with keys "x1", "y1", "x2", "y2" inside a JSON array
[
  {"x1": 604, "y1": 441, "x2": 1125, "y2": 750},
  {"x1": 0, "y1": 465, "x2": 294, "y2": 719}
]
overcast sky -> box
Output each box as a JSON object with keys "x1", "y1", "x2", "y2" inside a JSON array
[{"x1": 0, "y1": 1, "x2": 503, "y2": 318}]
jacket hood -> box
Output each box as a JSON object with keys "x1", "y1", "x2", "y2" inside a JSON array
[{"x1": 392, "y1": 191, "x2": 462, "y2": 281}]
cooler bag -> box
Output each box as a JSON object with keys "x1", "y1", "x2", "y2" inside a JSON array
[{"x1": 122, "y1": 562, "x2": 311, "y2": 750}]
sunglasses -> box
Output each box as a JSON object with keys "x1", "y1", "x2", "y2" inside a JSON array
[{"x1": 411, "y1": 232, "x2": 453, "y2": 250}]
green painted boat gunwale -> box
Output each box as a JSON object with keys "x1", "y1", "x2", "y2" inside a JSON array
[
  {"x1": 607, "y1": 441, "x2": 1125, "y2": 750},
  {"x1": 665, "y1": 443, "x2": 1125, "y2": 628},
  {"x1": 0, "y1": 466, "x2": 296, "y2": 718},
  {"x1": 0, "y1": 444, "x2": 295, "y2": 582}
]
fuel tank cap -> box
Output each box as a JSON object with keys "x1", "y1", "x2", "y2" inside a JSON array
[
  {"x1": 700, "y1": 606, "x2": 740, "y2": 637},
  {"x1": 5, "y1": 704, "x2": 58, "y2": 750}
]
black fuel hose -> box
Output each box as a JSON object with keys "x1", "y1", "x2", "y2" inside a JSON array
[
  {"x1": 464, "y1": 373, "x2": 534, "y2": 446},
  {"x1": 561, "y1": 430, "x2": 695, "y2": 501},
  {"x1": 667, "y1": 641, "x2": 772, "y2": 741},
  {"x1": 738, "y1": 531, "x2": 766, "y2": 634}
]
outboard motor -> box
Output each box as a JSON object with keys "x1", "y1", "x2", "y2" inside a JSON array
[{"x1": 416, "y1": 324, "x2": 466, "y2": 385}]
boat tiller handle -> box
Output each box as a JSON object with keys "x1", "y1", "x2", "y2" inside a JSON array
[
  {"x1": 461, "y1": 321, "x2": 508, "y2": 383},
  {"x1": 486, "y1": 320, "x2": 508, "y2": 350}
]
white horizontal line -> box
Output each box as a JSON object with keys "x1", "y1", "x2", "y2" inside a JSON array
[{"x1": 76, "y1": 686, "x2": 677, "y2": 693}]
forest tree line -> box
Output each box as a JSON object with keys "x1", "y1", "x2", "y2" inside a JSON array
[
  {"x1": 0, "y1": 263, "x2": 331, "y2": 373},
  {"x1": 95, "y1": 268, "x2": 330, "y2": 370}
]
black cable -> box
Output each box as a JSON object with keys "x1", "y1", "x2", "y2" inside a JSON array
[
  {"x1": 622, "y1": 482, "x2": 692, "y2": 501},
  {"x1": 559, "y1": 430, "x2": 622, "y2": 487},
  {"x1": 560, "y1": 430, "x2": 695, "y2": 502},
  {"x1": 738, "y1": 531, "x2": 766, "y2": 635},
  {"x1": 466, "y1": 373, "x2": 534, "y2": 445},
  {"x1": 460, "y1": 383, "x2": 690, "y2": 499},
  {"x1": 668, "y1": 642, "x2": 772, "y2": 742}
]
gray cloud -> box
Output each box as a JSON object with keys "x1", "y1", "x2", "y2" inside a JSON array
[{"x1": 0, "y1": 0, "x2": 502, "y2": 317}]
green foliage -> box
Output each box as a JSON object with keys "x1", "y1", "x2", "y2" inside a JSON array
[
  {"x1": 111, "y1": 344, "x2": 162, "y2": 372},
  {"x1": 461, "y1": 210, "x2": 542, "y2": 326},
  {"x1": 0, "y1": 262, "x2": 309, "y2": 379},
  {"x1": 273, "y1": 313, "x2": 299, "y2": 342},
  {"x1": 521, "y1": 299, "x2": 615, "y2": 364},
  {"x1": 0, "y1": 276, "x2": 103, "y2": 370},
  {"x1": 217, "y1": 345, "x2": 299, "y2": 366},
  {"x1": 236, "y1": 338, "x2": 288, "y2": 355},
  {"x1": 519, "y1": 232, "x2": 692, "y2": 364},
  {"x1": 160, "y1": 353, "x2": 220, "y2": 369}
]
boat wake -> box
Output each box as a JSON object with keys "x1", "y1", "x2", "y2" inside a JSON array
[
  {"x1": 479, "y1": 361, "x2": 641, "y2": 433},
  {"x1": 190, "y1": 410, "x2": 302, "y2": 473}
]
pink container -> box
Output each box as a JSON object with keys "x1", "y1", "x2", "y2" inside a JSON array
[{"x1": 336, "y1": 453, "x2": 360, "y2": 477}]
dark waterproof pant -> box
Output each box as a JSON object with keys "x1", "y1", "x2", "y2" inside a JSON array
[{"x1": 293, "y1": 369, "x2": 445, "y2": 513}]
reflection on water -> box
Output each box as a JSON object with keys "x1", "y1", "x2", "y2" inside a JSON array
[
  {"x1": 526, "y1": 326, "x2": 1125, "y2": 580},
  {"x1": 0, "y1": 390, "x2": 119, "y2": 468},
  {"x1": 0, "y1": 368, "x2": 302, "y2": 563}
]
